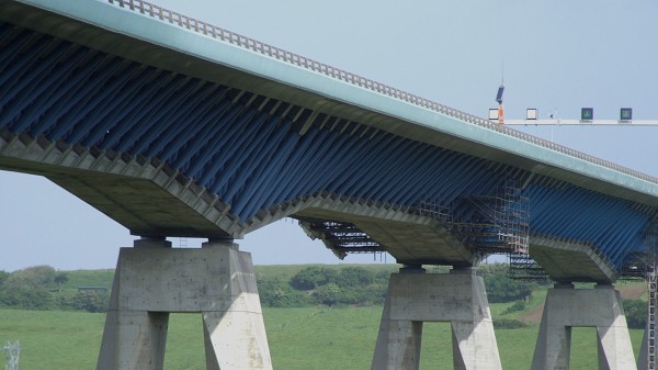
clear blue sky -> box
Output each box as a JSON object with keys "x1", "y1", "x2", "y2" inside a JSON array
[{"x1": 1, "y1": 0, "x2": 657, "y2": 271}]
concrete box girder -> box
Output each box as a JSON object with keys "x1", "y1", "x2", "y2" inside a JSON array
[
  {"x1": 296, "y1": 202, "x2": 476, "y2": 266},
  {"x1": 530, "y1": 236, "x2": 616, "y2": 283},
  {"x1": 0, "y1": 133, "x2": 233, "y2": 238},
  {"x1": 0, "y1": 130, "x2": 629, "y2": 282}
]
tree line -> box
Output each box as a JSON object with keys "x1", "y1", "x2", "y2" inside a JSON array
[
  {"x1": 0, "y1": 263, "x2": 649, "y2": 329},
  {"x1": 0, "y1": 265, "x2": 108, "y2": 312},
  {"x1": 259, "y1": 263, "x2": 539, "y2": 308},
  {"x1": 1, "y1": 264, "x2": 537, "y2": 311}
]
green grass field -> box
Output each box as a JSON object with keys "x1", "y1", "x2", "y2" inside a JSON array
[
  {"x1": 0, "y1": 306, "x2": 645, "y2": 370},
  {"x1": 2, "y1": 267, "x2": 647, "y2": 368}
]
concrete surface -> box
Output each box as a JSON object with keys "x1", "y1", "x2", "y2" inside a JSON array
[
  {"x1": 530, "y1": 237, "x2": 617, "y2": 283},
  {"x1": 371, "y1": 268, "x2": 502, "y2": 370},
  {"x1": 97, "y1": 239, "x2": 272, "y2": 370},
  {"x1": 531, "y1": 284, "x2": 636, "y2": 370}
]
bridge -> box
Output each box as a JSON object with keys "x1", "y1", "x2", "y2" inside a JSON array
[{"x1": 0, "y1": 0, "x2": 655, "y2": 369}]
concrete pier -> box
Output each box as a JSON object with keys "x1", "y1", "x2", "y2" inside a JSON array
[
  {"x1": 97, "y1": 238, "x2": 273, "y2": 370},
  {"x1": 531, "y1": 283, "x2": 636, "y2": 370},
  {"x1": 371, "y1": 267, "x2": 502, "y2": 370}
]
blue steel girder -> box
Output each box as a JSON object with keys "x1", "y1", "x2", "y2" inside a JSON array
[{"x1": 1, "y1": 1, "x2": 658, "y2": 280}]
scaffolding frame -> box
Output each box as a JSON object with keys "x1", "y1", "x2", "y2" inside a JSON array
[
  {"x1": 452, "y1": 182, "x2": 530, "y2": 256},
  {"x1": 298, "y1": 218, "x2": 385, "y2": 258},
  {"x1": 416, "y1": 181, "x2": 541, "y2": 279},
  {"x1": 298, "y1": 181, "x2": 535, "y2": 277}
]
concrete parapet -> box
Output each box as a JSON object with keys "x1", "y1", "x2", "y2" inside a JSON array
[
  {"x1": 531, "y1": 284, "x2": 636, "y2": 370},
  {"x1": 371, "y1": 268, "x2": 502, "y2": 370},
  {"x1": 96, "y1": 241, "x2": 272, "y2": 370}
]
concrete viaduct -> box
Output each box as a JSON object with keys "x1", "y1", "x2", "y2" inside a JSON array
[{"x1": 1, "y1": 0, "x2": 657, "y2": 369}]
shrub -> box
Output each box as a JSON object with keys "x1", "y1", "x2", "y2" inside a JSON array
[
  {"x1": 68, "y1": 291, "x2": 109, "y2": 313},
  {"x1": 0, "y1": 270, "x2": 9, "y2": 288},
  {"x1": 258, "y1": 277, "x2": 309, "y2": 308},
  {"x1": 0, "y1": 285, "x2": 53, "y2": 310},
  {"x1": 479, "y1": 264, "x2": 534, "y2": 303},
  {"x1": 290, "y1": 266, "x2": 339, "y2": 291},
  {"x1": 624, "y1": 299, "x2": 646, "y2": 329},
  {"x1": 313, "y1": 283, "x2": 342, "y2": 307},
  {"x1": 336, "y1": 267, "x2": 374, "y2": 287},
  {"x1": 4, "y1": 265, "x2": 58, "y2": 290},
  {"x1": 493, "y1": 318, "x2": 527, "y2": 329},
  {"x1": 502, "y1": 300, "x2": 526, "y2": 315}
]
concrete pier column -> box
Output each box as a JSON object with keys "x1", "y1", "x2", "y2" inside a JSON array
[
  {"x1": 372, "y1": 265, "x2": 425, "y2": 370},
  {"x1": 96, "y1": 238, "x2": 273, "y2": 370},
  {"x1": 530, "y1": 283, "x2": 636, "y2": 370},
  {"x1": 97, "y1": 237, "x2": 171, "y2": 370},
  {"x1": 371, "y1": 267, "x2": 502, "y2": 370}
]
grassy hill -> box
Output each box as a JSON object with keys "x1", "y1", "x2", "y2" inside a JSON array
[{"x1": 1, "y1": 266, "x2": 648, "y2": 369}]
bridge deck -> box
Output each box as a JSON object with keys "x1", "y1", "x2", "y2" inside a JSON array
[{"x1": 1, "y1": 0, "x2": 657, "y2": 281}]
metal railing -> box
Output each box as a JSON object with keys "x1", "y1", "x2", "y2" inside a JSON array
[{"x1": 106, "y1": 0, "x2": 658, "y2": 185}]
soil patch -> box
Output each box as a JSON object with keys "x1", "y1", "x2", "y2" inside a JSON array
[
  {"x1": 519, "y1": 302, "x2": 544, "y2": 325},
  {"x1": 617, "y1": 283, "x2": 645, "y2": 300}
]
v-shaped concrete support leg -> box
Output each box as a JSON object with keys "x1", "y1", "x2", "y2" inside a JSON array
[
  {"x1": 202, "y1": 248, "x2": 273, "y2": 370},
  {"x1": 97, "y1": 294, "x2": 169, "y2": 369}
]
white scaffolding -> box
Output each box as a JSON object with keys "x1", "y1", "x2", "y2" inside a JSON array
[{"x1": 454, "y1": 182, "x2": 530, "y2": 255}]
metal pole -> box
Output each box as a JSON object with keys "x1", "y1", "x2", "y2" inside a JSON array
[{"x1": 648, "y1": 269, "x2": 657, "y2": 370}]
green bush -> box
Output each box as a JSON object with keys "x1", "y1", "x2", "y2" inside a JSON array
[
  {"x1": 67, "y1": 291, "x2": 109, "y2": 313},
  {"x1": 623, "y1": 299, "x2": 646, "y2": 329},
  {"x1": 0, "y1": 270, "x2": 9, "y2": 288},
  {"x1": 313, "y1": 283, "x2": 342, "y2": 307},
  {"x1": 258, "y1": 277, "x2": 309, "y2": 308},
  {"x1": 0, "y1": 285, "x2": 53, "y2": 310},
  {"x1": 502, "y1": 300, "x2": 526, "y2": 315},
  {"x1": 493, "y1": 318, "x2": 527, "y2": 329},
  {"x1": 4, "y1": 265, "x2": 58, "y2": 290},
  {"x1": 289, "y1": 266, "x2": 388, "y2": 307},
  {"x1": 290, "y1": 266, "x2": 339, "y2": 290},
  {"x1": 479, "y1": 264, "x2": 534, "y2": 303},
  {"x1": 336, "y1": 267, "x2": 374, "y2": 287}
]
